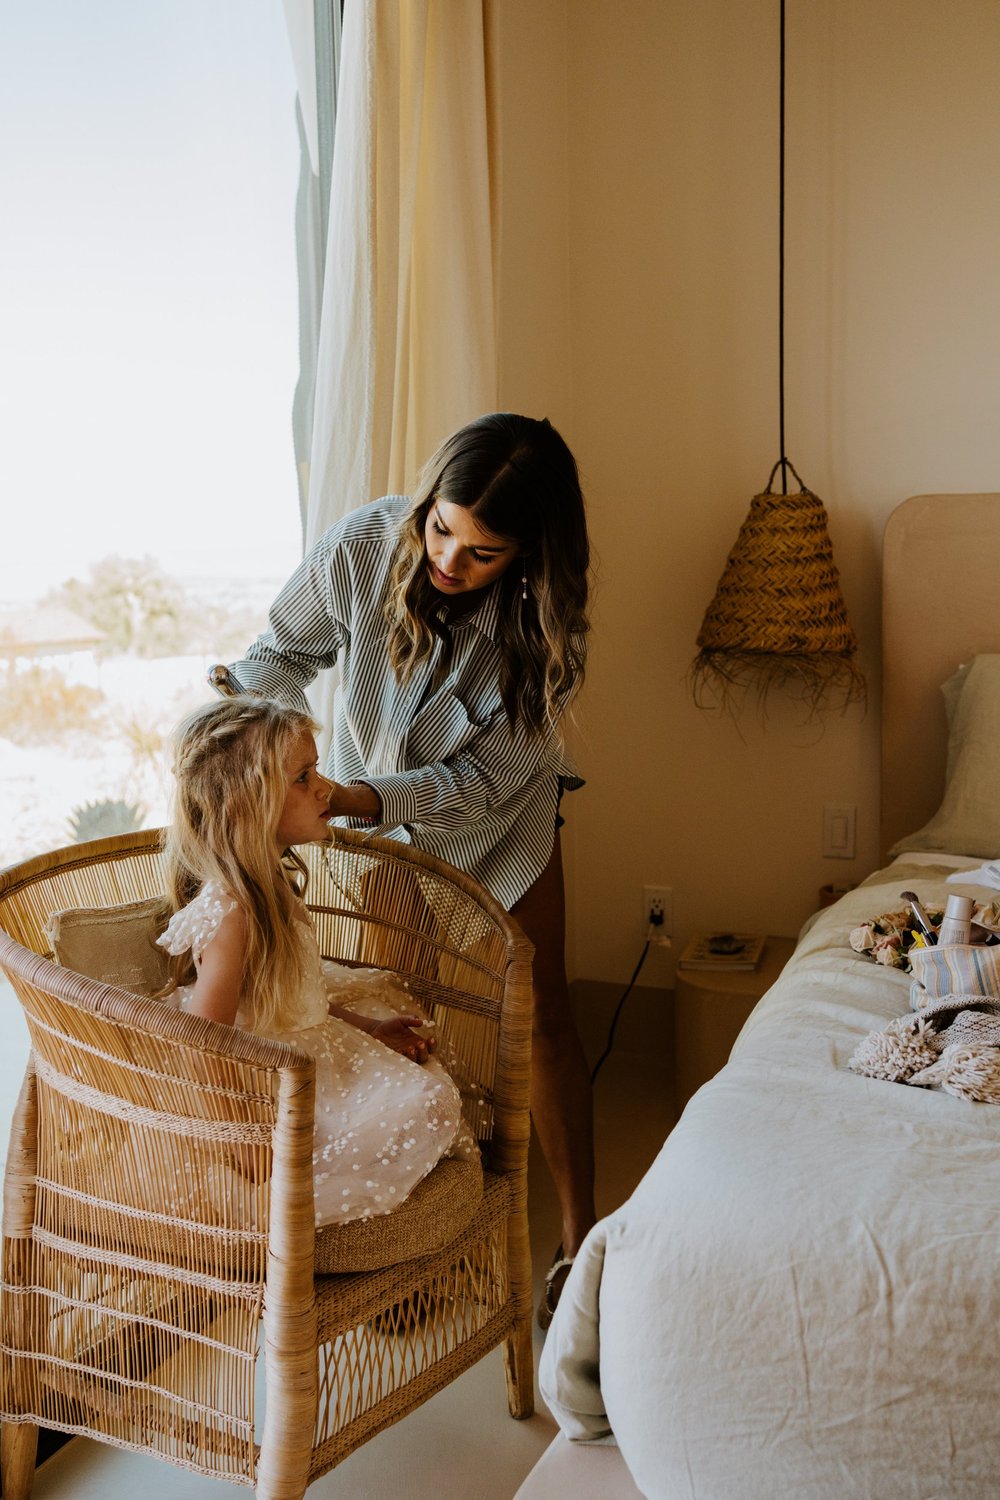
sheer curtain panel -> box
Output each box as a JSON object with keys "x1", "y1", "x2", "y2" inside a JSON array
[
  {"x1": 306, "y1": 0, "x2": 498, "y2": 549},
  {"x1": 283, "y1": 0, "x2": 342, "y2": 532}
]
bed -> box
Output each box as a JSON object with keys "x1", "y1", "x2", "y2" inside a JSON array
[{"x1": 526, "y1": 493, "x2": 1000, "y2": 1499}]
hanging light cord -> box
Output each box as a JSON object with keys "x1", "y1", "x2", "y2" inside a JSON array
[{"x1": 778, "y1": 0, "x2": 787, "y2": 494}]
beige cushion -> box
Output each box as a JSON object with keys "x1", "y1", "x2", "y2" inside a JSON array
[
  {"x1": 46, "y1": 897, "x2": 169, "y2": 996},
  {"x1": 892, "y1": 654, "x2": 1000, "y2": 859},
  {"x1": 314, "y1": 1152, "x2": 484, "y2": 1273}
]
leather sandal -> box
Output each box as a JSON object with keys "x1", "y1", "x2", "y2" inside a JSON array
[{"x1": 537, "y1": 1243, "x2": 575, "y2": 1330}]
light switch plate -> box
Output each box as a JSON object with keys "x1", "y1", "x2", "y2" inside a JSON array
[{"x1": 822, "y1": 805, "x2": 856, "y2": 859}]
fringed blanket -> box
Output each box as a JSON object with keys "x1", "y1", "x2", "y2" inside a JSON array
[{"x1": 849, "y1": 940, "x2": 1000, "y2": 1103}]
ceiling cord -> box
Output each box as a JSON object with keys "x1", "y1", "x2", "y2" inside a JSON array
[{"x1": 778, "y1": 0, "x2": 787, "y2": 495}]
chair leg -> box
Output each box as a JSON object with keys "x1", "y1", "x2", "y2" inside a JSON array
[
  {"x1": 501, "y1": 1183, "x2": 535, "y2": 1418},
  {"x1": 503, "y1": 1316, "x2": 535, "y2": 1418},
  {"x1": 1, "y1": 1421, "x2": 38, "y2": 1500}
]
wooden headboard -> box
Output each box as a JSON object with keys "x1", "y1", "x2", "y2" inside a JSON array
[{"x1": 881, "y1": 492, "x2": 1000, "y2": 858}]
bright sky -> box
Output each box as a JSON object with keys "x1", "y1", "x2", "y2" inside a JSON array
[{"x1": 0, "y1": 0, "x2": 304, "y2": 600}]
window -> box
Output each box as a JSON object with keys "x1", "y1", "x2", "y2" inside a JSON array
[
  {"x1": 0, "y1": 1, "x2": 312, "y2": 1155},
  {"x1": 1, "y1": 1, "x2": 303, "y2": 865}
]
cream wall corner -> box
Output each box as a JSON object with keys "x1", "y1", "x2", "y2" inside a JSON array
[{"x1": 493, "y1": 0, "x2": 1000, "y2": 986}]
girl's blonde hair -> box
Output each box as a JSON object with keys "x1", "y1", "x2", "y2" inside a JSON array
[
  {"x1": 385, "y1": 413, "x2": 590, "y2": 737},
  {"x1": 162, "y1": 695, "x2": 320, "y2": 1036}
]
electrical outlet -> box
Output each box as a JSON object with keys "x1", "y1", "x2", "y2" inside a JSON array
[{"x1": 642, "y1": 884, "x2": 673, "y2": 942}]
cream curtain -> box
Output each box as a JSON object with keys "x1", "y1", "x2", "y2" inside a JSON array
[
  {"x1": 304, "y1": 0, "x2": 499, "y2": 551},
  {"x1": 301, "y1": 0, "x2": 498, "y2": 746}
]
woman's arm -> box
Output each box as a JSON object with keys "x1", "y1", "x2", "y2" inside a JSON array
[
  {"x1": 326, "y1": 780, "x2": 382, "y2": 822},
  {"x1": 359, "y1": 710, "x2": 563, "y2": 833},
  {"x1": 186, "y1": 904, "x2": 248, "y2": 1025},
  {"x1": 228, "y1": 528, "x2": 348, "y2": 709}
]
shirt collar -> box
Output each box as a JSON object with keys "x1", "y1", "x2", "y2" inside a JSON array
[{"x1": 435, "y1": 581, "x2": 502, "y2": 644}]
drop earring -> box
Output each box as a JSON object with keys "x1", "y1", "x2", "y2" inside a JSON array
[{"x1": 521, "y1": 565, "x2": 528, "y2": 601}]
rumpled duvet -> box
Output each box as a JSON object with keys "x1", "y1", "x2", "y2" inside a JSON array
[{"x1": 540, "y1": 860, "x2": 1000, "y2": 1499}]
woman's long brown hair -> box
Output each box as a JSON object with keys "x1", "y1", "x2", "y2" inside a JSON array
[{"x1": 385, "y1": 413, "x2": 591, "y2": 737}]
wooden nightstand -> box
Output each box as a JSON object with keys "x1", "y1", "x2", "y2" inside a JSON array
[{"x1": 673, "y1": 935, "x2": 795, "y2": 1112}]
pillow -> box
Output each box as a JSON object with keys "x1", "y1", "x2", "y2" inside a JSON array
[
  {"x1": 940, "y1": 659, "x2": 972, "y2": 786},
  {"x1": 46, "y1": 897, "x2": 170, "y2": 996},
  {"x1": 891, "y1": 654, "x2": 1000, "y2": 860}
]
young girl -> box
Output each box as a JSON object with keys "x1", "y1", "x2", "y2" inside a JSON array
[{"x1": 157, "y1": 694, "x2": 473, "y2": 1228}]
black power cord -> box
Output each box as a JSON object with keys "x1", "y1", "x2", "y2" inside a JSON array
[{"x1": 589, "y1": 907, "x2": 666, "y2": 1084}]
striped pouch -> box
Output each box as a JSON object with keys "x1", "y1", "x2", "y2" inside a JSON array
[{"x1": 909, "y1": 943, "x2": 1000, "y2": 1008}]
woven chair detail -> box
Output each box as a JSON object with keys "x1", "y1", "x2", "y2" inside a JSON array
[{"x1": 0, "y1": 828, "x2": 534, "y2": 1498}]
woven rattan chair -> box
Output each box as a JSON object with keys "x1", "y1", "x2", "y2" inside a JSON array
[{"x1": 0, "y1": 828, "x2": 534, "y2": 1498}]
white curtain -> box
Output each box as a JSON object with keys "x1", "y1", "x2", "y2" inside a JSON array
[
  {"x1": 281, "y1": 2, "x2": 498, "y2": 745},
  {"x1": 297, "y1": 0, "x2": 498, "y2": 746},
  {"x1": 305, "y1": 0, "x2": 499, "y2": 550},
  {"x1": 282, "y1": 0, "x2": 342, "y2": 533}
]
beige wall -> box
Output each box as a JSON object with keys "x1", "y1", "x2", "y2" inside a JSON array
[{"x1": 493, "y1": 0, "x2": 1000, "y2": 985}]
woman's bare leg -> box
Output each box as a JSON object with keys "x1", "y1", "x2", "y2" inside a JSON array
[{"x1": 511, "y1": 832, "x2": 596, "y2": 1259}]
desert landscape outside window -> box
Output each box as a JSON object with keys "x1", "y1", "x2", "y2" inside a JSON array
[{"x1": 0, "y1": 1, "x2": 305, "y2": 1153}]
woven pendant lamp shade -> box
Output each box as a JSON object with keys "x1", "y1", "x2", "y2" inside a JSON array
[
  {"x1": 692, "y1": 459, "x2": 865, "y2": 713},
  {"x1": 692, "y1": 4, "x2": 866, "y2": 717}
]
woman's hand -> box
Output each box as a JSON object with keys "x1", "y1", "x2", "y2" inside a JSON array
[
  {"x1": 324, "y1": 780, "x2": 383, "y2": 826},
  {"x1": 368, "y1": 1014, "x2": 438, "y2": 1064}
]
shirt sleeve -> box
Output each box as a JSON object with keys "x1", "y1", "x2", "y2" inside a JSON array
[
  {"x1": 227, "y1": 532, "x2": 347, "y2": 712},
  {"x1": 362, "y1": 707, "x2": 563, "y2": 833}
]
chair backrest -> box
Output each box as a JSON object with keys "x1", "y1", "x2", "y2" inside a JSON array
[
  {"x1": 301, "y1": 832, "x2": 533, "y2": 1165},
  {"x1": 0, "y1": 827, "x2": 533, "y2": 1163},
  {"x1": 0, "y1": 831, "x2": 316, "y2": 1487}
]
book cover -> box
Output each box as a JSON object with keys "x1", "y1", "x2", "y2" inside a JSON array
[{"x1": 678, "y1": 932, "x2": 765, "y2": 971}]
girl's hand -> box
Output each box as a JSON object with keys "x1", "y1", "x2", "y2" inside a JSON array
[{"x1": 368, "y1": 1014, "x2": 438, "y2": 1064}]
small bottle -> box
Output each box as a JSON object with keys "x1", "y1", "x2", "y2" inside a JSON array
[{"x1": 937, "y1": 894, "x2": 974, "y2": 946}]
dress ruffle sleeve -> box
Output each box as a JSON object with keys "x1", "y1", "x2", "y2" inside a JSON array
[{"x1": 157, "y1": 881, "x2": 237, "y2": 963}]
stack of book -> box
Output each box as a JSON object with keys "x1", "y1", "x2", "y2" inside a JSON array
[{"x1": 678, "y1": 932, "x2": 765, "y2": 972}]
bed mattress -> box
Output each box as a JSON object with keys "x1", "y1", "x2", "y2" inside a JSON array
[{"x1": 540, "y1": 858, "x2": 1000, "y2": 1499}]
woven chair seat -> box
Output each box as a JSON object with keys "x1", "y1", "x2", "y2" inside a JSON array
[{"x1": 313, "y1": 1152, "x2": 483, "y2": 1273}]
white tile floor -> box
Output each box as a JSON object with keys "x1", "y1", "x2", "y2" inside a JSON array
[{"x1": 7, "y1": 981, "x2": 675, "y2": 1500}]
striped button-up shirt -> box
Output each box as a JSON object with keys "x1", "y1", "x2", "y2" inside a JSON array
[{"x1": 230, "y1": 496, "x2": 582, "y2": 911}]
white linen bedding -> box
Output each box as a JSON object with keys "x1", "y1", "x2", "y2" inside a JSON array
[{"x1": 540, "y1": 860, "x2": 1000, "y2": 1499}]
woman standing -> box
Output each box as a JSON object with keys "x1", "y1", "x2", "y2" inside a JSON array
[{"x1": 230, "y1": 412, "x2": 595, "y2": 1323}]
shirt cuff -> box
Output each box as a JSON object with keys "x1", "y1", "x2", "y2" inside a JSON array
[
  {"x1": 358, "y1": 774, "x2": 419, "y2": 831},
  {"x1": 227, "y1": 661, "x2": 311, "y2": 714}
]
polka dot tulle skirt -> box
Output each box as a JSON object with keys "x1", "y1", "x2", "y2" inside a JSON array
[{"x1": 159, "y1": 881, "x2": 475, "y2": 1226}]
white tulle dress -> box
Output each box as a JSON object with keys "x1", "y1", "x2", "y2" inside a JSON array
[{"x1": 157, "y1": 881, "x2": 473, "y2": 1227}]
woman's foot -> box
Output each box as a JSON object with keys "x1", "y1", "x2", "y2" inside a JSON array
[{"x1": 537, "y1": 1244, "x2": 575, "y2": 1330}]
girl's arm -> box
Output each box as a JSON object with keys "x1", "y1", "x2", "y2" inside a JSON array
[
  {"x1": 227, "y1": 526, "x2": 349, "y2": 710},
  {"x1": 328, "y1": 1002, "x2": 436, "y2": 1064},
  {"x1": 183, "y1": 905, "x2": 263, "y2": 1189},
  {"x1": 186, "y1": 904, "x2": 248, "y2": 1025}
]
